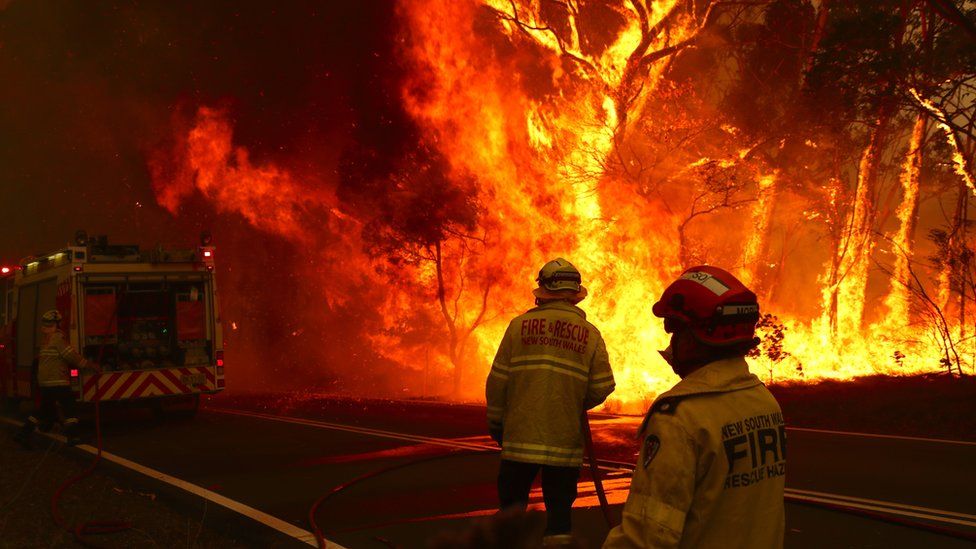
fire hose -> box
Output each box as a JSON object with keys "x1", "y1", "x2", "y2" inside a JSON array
[
  {"x1": 307, "y1": 408, "x2": 976, "y2": 547},
  {"x1": 308, "y1": 411, "x2": 617, "y2": 549},
  {"x1": 50, "y1": 296, "x2": 132, "y2": 547},
  {"x1": 582, "y1": 411, "x2": 615, "y2": 528}
]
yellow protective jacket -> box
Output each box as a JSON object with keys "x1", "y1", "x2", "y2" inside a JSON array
[
  {"x1": 485, "y1": 300, "x2": 615, "y2": 466},
  {"x1": 604, "y1": 357, "x2": 785, "y2": 549},
  {"x1": 37, "y1": 331, "x2": 86, "y2": 387}
]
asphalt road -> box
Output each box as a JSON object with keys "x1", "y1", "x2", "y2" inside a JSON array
[{"x1": 11, "y1": 394, "x2": 976, "y2": 548}]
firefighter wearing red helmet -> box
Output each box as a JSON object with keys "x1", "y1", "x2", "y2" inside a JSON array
[
  {"x1": 486, "y1": 258, "x2": 615, "y2": 546},
  {"x1": 604, "y1": 266, "x2": 786, "y2": 549}
]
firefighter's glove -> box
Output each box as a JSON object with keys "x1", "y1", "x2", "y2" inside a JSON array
[{"x1": 489, "y1": 425, "x2": 503, "y2": 447}]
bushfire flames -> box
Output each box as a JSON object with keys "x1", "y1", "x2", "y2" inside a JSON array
[{"x1": 152, "y1": 1, "x2": 974, "y2": 412}]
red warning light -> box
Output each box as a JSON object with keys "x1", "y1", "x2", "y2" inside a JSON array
[
  {"x1": 70, "y1": 369, "x2": 79, "y2": 378},
  {"x1": 73, "y1": 266, "x2": 83, "y2": 272},
  {"x1": 1, "y1": 267, "x2": 10, "y2": 274}
]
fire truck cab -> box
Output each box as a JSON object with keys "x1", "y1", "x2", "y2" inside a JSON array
[{"x1": 0, "y1": 233, "x2": 224, "y2": 415}]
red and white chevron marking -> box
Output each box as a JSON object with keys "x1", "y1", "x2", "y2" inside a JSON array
[{"x1": 82, "y1": 367, "x2": 215, "y2": 401}]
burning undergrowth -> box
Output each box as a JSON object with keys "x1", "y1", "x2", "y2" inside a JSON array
[{"x1": 150, "y1": 1, "x2": 976, "y2": 412}]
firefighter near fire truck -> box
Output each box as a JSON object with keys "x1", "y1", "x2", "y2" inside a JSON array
[
  {"x1": 485, "y1": 258, "x2": 616, "y2": 547},
  {"x1": 0, "y1": 232, "x2": 226, "y2": 425},
  {"x1": 13, "y1": 309, "x2": 96, "y2": 448},
  {"x1": 603, "y1": 266, "x2": 786, "y2": 549}
]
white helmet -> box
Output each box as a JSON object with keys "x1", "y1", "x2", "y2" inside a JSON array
[
  {"x1": 533, "y1": 258, "x2": 588, "y2": 303},
  {"x1": 41, "y1": 309, "x2": 63, "y2": 327}
]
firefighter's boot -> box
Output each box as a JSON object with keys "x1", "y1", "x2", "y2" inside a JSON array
[
  {"x1": 63, "y1": 419, "x2": 81, "y2": 447},
  {"x1": 13, "y1": 421, "x2": 35, "y2": 450}
]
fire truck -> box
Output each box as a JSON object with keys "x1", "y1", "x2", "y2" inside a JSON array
[{"x1": 0, "y1": 232, "x2": 224, "y2": 416}]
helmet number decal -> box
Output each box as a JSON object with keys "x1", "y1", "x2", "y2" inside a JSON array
[
  {"x1": 642, "y1": 434, "x2": 661, "y2": 468},
  {"x1": 680, "y1": 271, "x2": 730, "y2": 296},
  {"x1": 720, "y1": 304, "x2": 759, "y2": 316}
]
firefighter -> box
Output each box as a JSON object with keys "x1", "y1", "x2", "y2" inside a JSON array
[
  {"x1": 603, "y1": 266, "x2": 786, "y2": 549},
  {"x1": 14, "y1": 310, "x2": 93, "y2": 448},
  {"x1": 486, "y1": 258, "x2": 615, "y2": 547}
]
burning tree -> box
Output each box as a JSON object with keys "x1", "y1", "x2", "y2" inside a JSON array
[
  {"x1": 151, "y1": 0, "x2": 976, "y2": 409},
  {"x1": 791, "y1": 1, "x2": 976, "y2": 350},
  {"x1": 358, "y1": 145, "x2": 496, "y2": 397}
]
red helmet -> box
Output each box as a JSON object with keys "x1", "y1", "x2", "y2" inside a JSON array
[{"x1": 652, "y1": 266, "x2": 760, "y2": 347}]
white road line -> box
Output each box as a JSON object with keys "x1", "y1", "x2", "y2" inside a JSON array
[
  {"x1": 0, "y1": 417, "x2": 339, "y2": 549},
  {"x1": 212, "y1": 408, "x2": 633, "y2": 473},
  {"x1": 786, "y1": 488, "x2": 976, "y2": 521},
  {"x1": 786, "y1": 491, "x2": 976, "y2": 529},
  {"x1": 215, "y1": 408, "x2": 496, "y2": 451},
  {"x1": 224, "y1": 398, "x2": 976, "y2": 446},
  {"x1": 212, "y1": 408, "x2": 976, "y2": 530},
  {"x1": 786, "y1": 426, "x2": 976, "y2": 446}
]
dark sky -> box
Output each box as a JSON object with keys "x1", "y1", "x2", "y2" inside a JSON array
[
  {"x1": 0, "y1": 1, "x2": 417, "y2": 390},
  {"x1": 0, "y1": 0, "x2": 400, "y2": 260}
]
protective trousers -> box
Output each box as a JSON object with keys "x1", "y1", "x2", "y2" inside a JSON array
[
  {"x1": 497, "y1": 459, "x2": 579, "y2": 536},
  {"x1": 18, "y1": 386, "x2": 79, "y2": 445}
]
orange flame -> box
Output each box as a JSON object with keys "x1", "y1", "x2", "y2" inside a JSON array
[
  {"x1": 151, "y1": 4, "x2": 972, "y2": 410},
  {"x1": 884, "y1": 115, "x2": 925, "y2": 323},
  {"x1": 151, "y1": 107, "x2": 335, "y2": 243}
]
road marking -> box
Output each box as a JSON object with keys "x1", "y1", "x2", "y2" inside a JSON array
[
  {"x1": 786, "y1": 426, "x2": 976, "y2": 446},
  {"x1": 786, "y1": 490, "x2": 976, "y2": 529},
  {"x1": 0, "y1": 417, "x2": 340, "y2": 548},
  {"x1": 212, "y1": 407, "x2": 632, "y2": 472},
  {"x1": 212, "y1": 407, "x2": 976, "y2": 530},
  {"x1": 595, "y1": 417, "x2": 976, "y2": 447},
  {"x1": 215, "y1": 407, "x2": 496, "y2": 451},
  {"x1": 220, "y1": 397, "x2": 976, "y2": 445},
  {"x1": 787, "y1": 488, "x2": 976, "y2": 522}
]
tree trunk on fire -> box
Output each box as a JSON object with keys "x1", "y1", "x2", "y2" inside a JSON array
[
  {"x1": 803, "y1": 0, "x2": 830, "y2": 81},
  {"x1": 822, "y1": 228, "x2": 842, "y2": 335},
  {"x1": 742, "y1": 174, "x2": 778, "y2": 294},
  {"x1": 946, "y1": 180, "x2": 969, "y2": 376},
  {"x1": 884, "y1": 114, "x2": 926, "y2": 324},
  {"x1": 432, "y1": 240, "x2": 493, "y2": 397},
  {"x1": 949, "y1": 183, "x2": 969, "y2": 362},
  {"x1": 678, "y1": 221, "x2": 692, "y2": 268},
  {"x1": 749, "y1": 0, "x2": 827, "y2": 297},
  {"x1": 827, "y1": 108, "x2": 893, "y2": 334},
  {"x1": 433, "y1": 241, "x2": 463, "y2": 396}
]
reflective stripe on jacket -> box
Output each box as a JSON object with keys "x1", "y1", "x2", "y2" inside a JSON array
[
  {"x1": 37, "y1": 331, "x2": 86, "y2": 387},
  {"x1": 485, "y1": 300, "x2": 615, "y2": 466},
  {"x1": 604, "y1": 357, "x2": 785, "y2": 549}
]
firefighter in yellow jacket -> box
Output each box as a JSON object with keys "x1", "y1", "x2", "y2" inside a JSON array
[
  {"x1": 486, "y1": 258, "x2": 615, "y2": 546},
  {"x1": 14, "y1": 310, "x2": 92, "y2": 448},
  {"x1": 604, "y1": 266, "x2": 785, "y2": 549}
]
